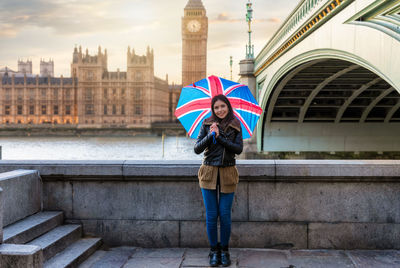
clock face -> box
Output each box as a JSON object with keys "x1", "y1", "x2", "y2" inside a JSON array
[{"x1": 187, "y1": 20, "x2": 201, "y2": 33}]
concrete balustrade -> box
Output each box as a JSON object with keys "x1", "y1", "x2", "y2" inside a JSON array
[{"x1": 0, "y1": 160, "x2": 399, "y2": 249}]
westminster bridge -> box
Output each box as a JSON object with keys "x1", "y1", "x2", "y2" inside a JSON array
[{"x1": 254, "y1": 0, "x2": 400, "y2": 154}]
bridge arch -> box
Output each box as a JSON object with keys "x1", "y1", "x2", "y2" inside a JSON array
[{"x1": 258, "y1": 49, "x2": 400, "y2": 152}]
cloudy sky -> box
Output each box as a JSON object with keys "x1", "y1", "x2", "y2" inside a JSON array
[{"x1": 0, "y1": 0, "x2": 297, "y2": 84}]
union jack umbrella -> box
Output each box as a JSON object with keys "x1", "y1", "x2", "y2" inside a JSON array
[{"x1": 175, "y1": 75, "x2": 263, "y2": 139}]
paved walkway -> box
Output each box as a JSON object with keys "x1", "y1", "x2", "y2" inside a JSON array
[{"x1": 79, "y1": 247, "x2": 400, "y2": 268}]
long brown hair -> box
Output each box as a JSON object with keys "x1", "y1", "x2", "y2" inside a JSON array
[{"x1": 206, "y1": 94, "x2": 239, "y2": 131}]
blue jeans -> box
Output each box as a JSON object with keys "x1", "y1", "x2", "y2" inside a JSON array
[{"x1": 201, "y1": 184, "x2": 235, "y2": 247}]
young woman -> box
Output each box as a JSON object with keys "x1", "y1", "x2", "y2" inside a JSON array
[{"x1": 194, "y1": 94, "x2": 243, "y2": 267}]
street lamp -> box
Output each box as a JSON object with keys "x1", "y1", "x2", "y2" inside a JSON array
[{"x1": 246, "y1": 0, "x2": 254, "y2": 59}]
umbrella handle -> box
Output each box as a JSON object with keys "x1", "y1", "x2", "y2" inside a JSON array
[{"x1": 211, "y1": 132, "x2": 217, "y2": 144}]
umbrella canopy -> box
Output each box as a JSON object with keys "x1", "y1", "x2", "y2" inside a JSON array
[{"x1": 175, "y1": 75, "x2": 263, "y2": 139}]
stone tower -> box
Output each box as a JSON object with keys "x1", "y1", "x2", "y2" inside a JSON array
[
  {"x1": 40, "y1": 59, "x2": 54, "y2": 77},
  {"x1": 71, "y1": 46, "x2": 107, "y2": 80},
  {"x1": 18, "y1": 59, "x2": 32, "y2": 74},
  {"x1": 126, "y1": 46, "x2": 155, "y2": 125},
  {"x1": 182, "y1": 0, "x2": 208, "y2": 86},
  {"x1": 127, "y1": 46, "x2": 154, "y2": 83},
  {"x1": 71, "y1": 46, "x2": 108, "y2": 125}
]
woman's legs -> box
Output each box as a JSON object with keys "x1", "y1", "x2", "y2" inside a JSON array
[
  {"x1": 201, "y1": 188, "x2": 219, "y2": 247},
  {"x1": 219, "y1": 191, "x2": 234, "y2": 247}
]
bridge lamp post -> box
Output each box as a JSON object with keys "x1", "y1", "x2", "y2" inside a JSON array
[
  {"x1": 238, "y1": 0, "x2": 258, "y2": 152},
  {"x1": 246, "y1": 0, "x2": 254, "y2": 59}
]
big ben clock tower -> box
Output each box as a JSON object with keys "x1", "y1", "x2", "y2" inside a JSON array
[{"x1": 182, "y1": 0, "x2": 208, "y2": 86}]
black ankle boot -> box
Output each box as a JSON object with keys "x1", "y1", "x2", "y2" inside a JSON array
[
  {"x1": 208, "y1": 245, "x2": 220, "y2": 267},
  {"x1": 217, "y1": 243, "x2": 222, "y2": 265},
  {"x1": 221, "y1": 245, "x2": 231, "y2": 267}
]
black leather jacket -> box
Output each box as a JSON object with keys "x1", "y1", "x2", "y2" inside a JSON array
[{"x1": 194, "y1": 121, "x2": 243, "y2": 166}]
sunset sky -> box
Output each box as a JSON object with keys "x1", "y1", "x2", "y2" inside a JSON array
[{"x1": 0, "y1": 0, "x2": 297, "y2": 84}]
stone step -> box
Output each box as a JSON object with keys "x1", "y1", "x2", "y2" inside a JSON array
[
  {"x1": 0, "y1": 243, "x2": 43, "y2": 267},
  {"x1": 44, "y1": 238, "x2": 102, "y2": 268},
  {"x1": 78, "y1": 250, "x2": 107, "y2": 268},
  {"x1": 27, "y1": 224, "x2": 82, "y2": 261},
  {"x1": 3, "y1": 211, "x2": 64, "y2": 244}
]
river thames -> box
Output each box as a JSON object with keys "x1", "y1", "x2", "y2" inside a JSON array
[{"x1": 0, "y1": 136, "x2": 203, "y2": 160}]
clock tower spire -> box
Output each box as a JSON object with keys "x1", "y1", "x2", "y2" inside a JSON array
[{"x1": 182, "y1": 0, "x2": 208, "y2": 86}]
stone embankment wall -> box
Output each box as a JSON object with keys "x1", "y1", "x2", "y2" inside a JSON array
[{"x1": 0, "y1": 160, "x2": 399, "y2": 249}]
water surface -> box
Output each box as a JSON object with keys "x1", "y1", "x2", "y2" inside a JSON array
[{"x1": 0, "y1": 136, "x2": 202, "y2": 160}]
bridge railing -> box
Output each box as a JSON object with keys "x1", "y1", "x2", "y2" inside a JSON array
[
  {"x1": 255, "y1": 0, "x2": 350, "y2": 76},
  {"x1": 257, "y1": 0, "x2": 327, "y2": 61}
]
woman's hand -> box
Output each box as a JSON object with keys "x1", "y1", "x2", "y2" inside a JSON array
[{"x1": 210, "y1": 122, "x2": 219, "y2": 137}]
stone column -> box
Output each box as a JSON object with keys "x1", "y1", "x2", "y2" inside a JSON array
[
  {"x1": 238, "y1": 58, "x2": 258, "y2": 156},
  {"x1": 239, "y1": 59, "x2": 256, "y2": 96}
]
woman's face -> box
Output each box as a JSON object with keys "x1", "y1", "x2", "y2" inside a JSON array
[{"x1": 213, "y1": 99, "x2": 229, "y2": 119}]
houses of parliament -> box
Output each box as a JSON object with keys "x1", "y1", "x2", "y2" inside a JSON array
[
  {"x1": 0, "y1": 0, "x2": 208, "y2": 129},
  {"x1": 0, "y1": 46, "x2": 177, "y2": 128}
]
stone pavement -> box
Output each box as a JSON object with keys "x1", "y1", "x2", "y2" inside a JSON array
[{"x1": 79, "y1": 247, "x2": 400, "y2": 268}]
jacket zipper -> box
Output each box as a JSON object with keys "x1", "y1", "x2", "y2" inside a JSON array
[{"x1": 222, "y1": 148, "x2": 225, "y2": 164}]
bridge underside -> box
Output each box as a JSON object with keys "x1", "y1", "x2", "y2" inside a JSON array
[{"x1": 262, "y1": 59, "x2": 400, "y2": 153}]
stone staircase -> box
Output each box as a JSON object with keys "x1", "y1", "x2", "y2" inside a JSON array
[{"x1": 2, "y1": 211, "x2": 102, "y2": 267}]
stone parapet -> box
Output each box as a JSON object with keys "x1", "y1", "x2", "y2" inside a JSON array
[
  {"x1": 1, "y1": 159, "x2": 399, "y2": 180},
  {"x1": 0, "y1": 160, "x2": 399, "y2": 249}
]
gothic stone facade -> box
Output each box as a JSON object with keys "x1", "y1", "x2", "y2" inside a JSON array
[
  {"x1": 0, "y1": 75, "x2": 77, "y2": 125},
  {"x1": 0, "y1": 46, "x2": 172, "y2": 128}
]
